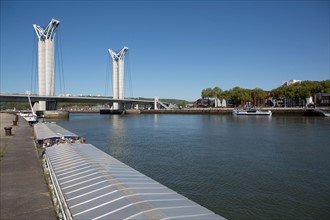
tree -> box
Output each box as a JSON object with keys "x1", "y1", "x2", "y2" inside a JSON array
[
  {"x1": 0, "y1": 102, "x2": 30, "y2": 110},
  {"x1": 231, "y1": 87, "x2": 252, "y2": 107},
  {"x1": 271, "y1": 86, "x2": 285, "y2": 99},
  {"x1": 272, "y1": 80, "x2": 330, "y2": 100},
  {"x1": 212, "y1": 86, "x2": 223, "y2": 99},
  {"x1": 199, "y1": 80, "x2": 330, "y2": 108},
  {"x1": 201, "y1": 88, "x2": 214, "y2": 99},
  {"x1": 320, "y1": 80, "x2": 330, "y2": 93},
  {"x1": 221, "y1": 90, "x2": 232, "y2": 101},
  {"x1": 251, "y1": 88, "x2": 267, "y2": 107},
  {"x1": 271, "y1": 80, "x2": 326, "y2": 107}
]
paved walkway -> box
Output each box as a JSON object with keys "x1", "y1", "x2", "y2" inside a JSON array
[
  {"x1": 0, "y1": 113, "x2": 17, "y2": 157},
  {"x1": 0, "y1": 113, "x2": 56, "y2": 219}
]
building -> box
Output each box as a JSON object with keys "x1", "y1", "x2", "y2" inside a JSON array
[
  {"x1": 282, "y1": 80, "x2": 301, "y2": 86},
  {"x1": 316, "y1": 93, "x2": 330, "y2": 107}
]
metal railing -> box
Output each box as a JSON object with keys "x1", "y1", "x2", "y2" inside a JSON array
[{"x1": 44, "y1": 152, "x2": 72, "y2": 220}]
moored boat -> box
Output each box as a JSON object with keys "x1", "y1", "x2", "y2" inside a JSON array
[
  {"x1": 19, "y1": 111, "x2": 38, "y2": 123},
  {"x1": 19, "y1": 95, "x2": 38, "y2": 123},
  {"x1": 303, "y1": 109, "x2": 330, "y2": 117},
  {"x1": 232, "y1": 108, "x2": 272, "y2": 116}
]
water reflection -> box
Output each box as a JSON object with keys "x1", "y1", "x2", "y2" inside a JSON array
[{"x1": 154, "y1": 114, "x2": 158, "y2": 128}]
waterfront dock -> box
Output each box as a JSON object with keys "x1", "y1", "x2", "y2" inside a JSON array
[{"x1": 0, "y1": 113, "x2": 56, "y2": 219}]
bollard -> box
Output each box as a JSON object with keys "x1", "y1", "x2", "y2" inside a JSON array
[
  {"x1": 13, "y1": 120, "x2": 18, "y2": 126},
  {"x1": 4, "y1": 127, "x2": 12, "y2": 136}
]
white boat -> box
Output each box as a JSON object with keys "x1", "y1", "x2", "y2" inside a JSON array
[
  {"x1": 19, "y1": 95, "x2": 38, "y2": 123},
  {"x1": 19, "y1": 111, "x2": 38, "y2": 122},
  {"x1": 232, "y1": 108, "x2": 272, "y2": 116}
]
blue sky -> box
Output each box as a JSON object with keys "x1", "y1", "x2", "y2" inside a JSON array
[{"x1": 1, "y1": 0, "x2": 329, "y2": 101}]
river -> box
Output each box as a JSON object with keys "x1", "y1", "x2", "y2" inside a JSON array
[{"x1": 54, "y1": 113, "x2": 330, "y2": 219}]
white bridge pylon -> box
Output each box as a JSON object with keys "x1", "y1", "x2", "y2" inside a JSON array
[
  {"x1": 33, "y1": 18, "x2": 60, "y2": 111},
  {"x1": 108, "y1": 47, "x2": 128, "y2": 110}
]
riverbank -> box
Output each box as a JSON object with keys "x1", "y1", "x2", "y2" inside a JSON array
[
  {"x1": 2, "y1": 107, "x2": 330, "y2": 116},
  {"x1": 141, "y1": 107, "x2": 330, "y2": 115},
  {"x1": 64, "y1": 107, "x2": 330, "y2": 115}
]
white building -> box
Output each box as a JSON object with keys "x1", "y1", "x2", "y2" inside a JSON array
[{"x1": 282, "y1": 80, "x2": 301, "y2": 86}]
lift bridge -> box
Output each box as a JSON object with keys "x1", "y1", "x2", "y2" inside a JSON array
[
  {"x1": 1, "y1": 18, "x2": 173, "y2": 112},
  {"x1": 0, "y1": 94, "x2": 171, "y2": 111}
]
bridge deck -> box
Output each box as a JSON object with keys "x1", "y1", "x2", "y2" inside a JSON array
[{"x1": 45, "y1": 143, "x2": 224, "y2": 219}]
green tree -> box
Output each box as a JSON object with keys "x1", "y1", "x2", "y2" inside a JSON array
[
  {"x1": 271, "y1": 86, "x2": 285, "y2": 99},
  {"x1": 221, "y1": 90, "x2": 232, "y2": 101},
  {"x1": 272, "y1": 80, "x2": 330, "y2": 100},
  {"x1": 0, "y1": 102, "x2": 30, "y2": 110},
  {"x1": 231, "y1": 87, "x2": 252, "y2": 107},
  {"x1": 201, "y1": 88, "x2": 214, "y2": 99},
  {"x1": 212, "y1": 86, "x2": 223, "y2": 99},
  {"x1": 177, "y1": 101, "x2": 188, "y2": 108},
  {"x1": 251, "y1": 88, "x2": 267, "y2": 107},
  {"x1": 320, "y1": 80, "x2": 330, "y2": 93}
]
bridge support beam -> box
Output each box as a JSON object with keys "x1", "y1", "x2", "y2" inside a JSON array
[
  {"x1": 154, "y1": 97, "x2": 159, "y2": 110},
  {"x1": 33, "y1": 101, "x2": 58, "y2": 113},
  {"x1": 39, "y1": 101, "x2": 46, "y2": 112}
]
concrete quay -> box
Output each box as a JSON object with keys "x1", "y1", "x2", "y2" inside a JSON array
[
  {"x1": 0, "y1": 113, "x2": 17, "y2": 158},
  {"x1": 141, "y1": 107, "x2": 330, "y2": 115},
  {"x1": 0, "y1": 113, "x2": 56, "y2": 219},
  {"x1": 43, "y1": 110, "x2": 69, "y2": 118}
]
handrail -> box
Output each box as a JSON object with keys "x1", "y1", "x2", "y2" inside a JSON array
[{"x1": 44, "y1": 151, "x2": 72, "y2": 220}]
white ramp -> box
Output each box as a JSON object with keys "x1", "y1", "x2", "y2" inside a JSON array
[{"x1": 45, "y1": 143, "x2": 225, "y2": 220}]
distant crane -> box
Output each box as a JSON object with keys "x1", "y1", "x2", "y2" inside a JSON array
[{"x1": 108, "y1": 46, "x2": 128, "y2": 110}]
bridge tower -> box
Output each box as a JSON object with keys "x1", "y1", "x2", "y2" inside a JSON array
[
  {"x1": 33, "y1": 19, "x2": 60, "y2": 111},
  {"x1": 108, "y1": 46, "x2": 128, "y2": 110}
]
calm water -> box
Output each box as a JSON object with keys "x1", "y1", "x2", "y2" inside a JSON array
[{"x1": 54, "y1": 113, "x2": 330, "y2": 219}]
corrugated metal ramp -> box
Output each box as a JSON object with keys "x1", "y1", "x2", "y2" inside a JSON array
[
  {"x1": 34, "y1": 123, "x2": 79, "y2": 144},
  {"x1": 45, "y1": 143, "x2": 225, "y2": 220}
]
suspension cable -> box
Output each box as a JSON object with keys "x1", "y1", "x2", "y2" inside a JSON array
[
  {"x1": 105, "y1": 54, "x2": 111, "y2": 96},
  {"x1": 30, "y1": 31, "x2": 37, "y2": 94},
  {"x1": 58, "y1": 27, "x2": 66, "y2": 94},
  {"x1": 55, "y1": 31, "x2": 62, "y2": 94},
  {"x1": 34, "y1": 35, "x2": 38, "y2": 94}
]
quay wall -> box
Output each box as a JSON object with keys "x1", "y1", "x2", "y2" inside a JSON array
[
  {"x1": 140, "y1": 108, "x2": 325, "y2": 115},
  {"x1": 44, "y1": 110, "x2": 69, "y2": 118},
  {"x1": 66, "y1": 107, "x2": 330, "y2": 116}
]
